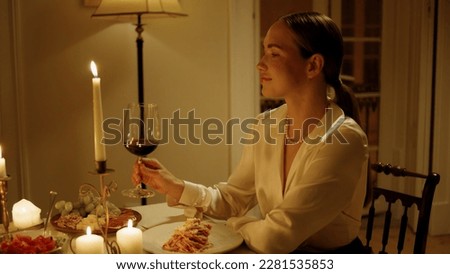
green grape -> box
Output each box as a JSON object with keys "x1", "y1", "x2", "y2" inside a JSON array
[
  {"x1": 54, "y1": 200, "x2": 66, "y2": 211},
  {"x1": 85, "y1": 203, "x2": 95, "y2": 213},
  {"x1": 95, "y1": 204, "x2": 105, "y2": 216},
  {"x1": 61, "y1": 209, "x2": 70, "y2": 216},
  {"x1": 64, "y1": 201, "x2": 73, "y2": 212},
  {"x1": 92, "y1": 197, "x2": 100, "y2": 205},
  {"x1": 82, "y1": 195, "x2": 92, "y2": 205}
]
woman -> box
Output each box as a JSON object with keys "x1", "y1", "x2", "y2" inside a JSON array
[{"x1": 132, "y1": 12, "x2": 369, "y2": 253}]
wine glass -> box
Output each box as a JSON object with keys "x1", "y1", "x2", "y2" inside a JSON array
[{"x1": 122, "y1": 103, "x2": 161, "y2": 199}]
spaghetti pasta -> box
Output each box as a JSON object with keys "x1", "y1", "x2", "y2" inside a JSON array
[{"x1": 162, "y1": 218, "x2": 212, "y2": 253}]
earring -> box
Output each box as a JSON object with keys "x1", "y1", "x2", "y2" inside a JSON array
[{"x1": 327, "y1": 85, "x2": 336, "y2": 101}]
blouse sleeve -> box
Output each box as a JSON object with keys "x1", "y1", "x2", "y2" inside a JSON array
[
  {"x1": 227, "y1": 125, "x2": 368, "y2": 253},
  {"x1": 179, "y1": 143, "x2": 258, "y2": 219}
]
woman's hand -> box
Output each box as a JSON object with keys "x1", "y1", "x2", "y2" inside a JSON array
[{"x1": 132, "y1": 158, "x2": 185, "y2": 201}]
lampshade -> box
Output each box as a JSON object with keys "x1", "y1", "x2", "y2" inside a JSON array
[{"x1": 92, "y1": 0, "x2": 187, "y2": 21}]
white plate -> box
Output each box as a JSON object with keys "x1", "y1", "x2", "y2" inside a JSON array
[{"x1": 143, "y1": 221, "x2": 243, "y2": 254}]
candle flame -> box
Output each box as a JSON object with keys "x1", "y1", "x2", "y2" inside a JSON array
[
  {"x1": 128, "y1": 219, "x2": 133, "y2": 228},
  {"x1": 90, "y1": 61, "x2": 98, "y2": 77},
  {"x1": 86, "y1": 226, "x2": 92, "y2": 235}
]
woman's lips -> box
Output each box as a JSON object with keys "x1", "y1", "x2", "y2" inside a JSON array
[{"x1": 260, "y1": 76, "x2": 272, "y2": 83}]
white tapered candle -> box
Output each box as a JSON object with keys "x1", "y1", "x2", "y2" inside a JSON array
[{"x1": 90, "y1": 61, "x2": 106, "y2": 162}]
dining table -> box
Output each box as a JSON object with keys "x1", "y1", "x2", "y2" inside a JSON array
[{"x1": 0, "y1": 202, "x2": 254, "y2": 254}]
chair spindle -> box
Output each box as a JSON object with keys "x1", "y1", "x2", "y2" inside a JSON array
[
  {"x1": 365, "y1": 201, "x2": 376, "y2": 249},
  {"x1": 397, "y1": 206, "x2": 409, "y2": 253},
  {"x1": 380, "y1": 203, "x2": 392, "y2": 254}
]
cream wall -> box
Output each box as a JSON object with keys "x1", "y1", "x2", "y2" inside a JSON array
[
  {"x1": 0, "y1": 0, "x2": 257, "y2": 211},
  {"x1": 0, "y1": 0, "x2": 23, "y2": 212}
]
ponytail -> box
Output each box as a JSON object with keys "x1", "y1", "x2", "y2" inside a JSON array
[
  {"x1": 334, "y1": 80, "x2": 371, "y2": 206},
  {"x1": 333, "y1": 81, "x2": 361, "y2": 126}
]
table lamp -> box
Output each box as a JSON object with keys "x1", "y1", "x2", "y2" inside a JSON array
[
  {"x1": 92, "y1": 0, "x2": 187, "y2": 105},
  {"x1": 91, "y1": 0, "x2": 187, "y2": 205}
]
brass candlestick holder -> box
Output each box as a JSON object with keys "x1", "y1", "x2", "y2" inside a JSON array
[
  {"x1": 0, "y1": 176, "x2": 11, "y2": 235},
  {"x1": 95, "y1": 160, "x2": 107, "y2": 174},
  {"x1": 77, "y1": 161, "x2": 120, "y2": 254}
]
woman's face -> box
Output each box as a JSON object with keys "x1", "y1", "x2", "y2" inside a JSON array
[{"x1": 257, "y1": 21, "x2": 308, "y2": 98}]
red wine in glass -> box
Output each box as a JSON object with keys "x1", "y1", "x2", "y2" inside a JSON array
[
  {"x1": 122, "y1": 103, "x2": 160, "y2": 199},
  {"x1": 124, "y1": 139, "x2": 158, "y2": 157}
]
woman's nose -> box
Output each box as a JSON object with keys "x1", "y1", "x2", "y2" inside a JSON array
[{"x1": 256, "y1": 58, "x2": 266, "y2": 71}]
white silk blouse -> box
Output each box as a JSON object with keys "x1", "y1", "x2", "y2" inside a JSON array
[{"x1": 178, "y1": 102, "x2": 369, "y2": 253}]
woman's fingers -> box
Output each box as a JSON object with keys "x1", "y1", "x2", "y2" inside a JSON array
[
  {"x1": 131, "y1": 171, "x2": 142, "y2": 186},
  {"x1": 132, "y1": 158, "x2": 182, "y2": 197},
  {"x1": 140, "y1": 158, "x2": 162, "y2": 170},
  {"x1": 136, "y1": 163, "x2": 167, "y2": 193}
]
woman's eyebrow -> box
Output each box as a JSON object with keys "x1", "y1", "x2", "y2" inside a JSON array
[{"x1": 263, "y1": 43, "x2": 283, "y2": 50}]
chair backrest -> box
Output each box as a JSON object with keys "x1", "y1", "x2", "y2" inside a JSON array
[{"x1": 364, "y1": 162, "x2": 440, "y2": 254}]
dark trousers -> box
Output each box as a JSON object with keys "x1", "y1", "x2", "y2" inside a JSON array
[
  {"x1": 330, "y1": 237, "x2": 368, "y2": 254},
  {"x1": 292, "y1": 237, "x2": 369, "y2": 254}
]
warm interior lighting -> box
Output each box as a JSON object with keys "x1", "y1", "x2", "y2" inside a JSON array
[{"x1": 92, "y1": 0, "x2": 187, "y2": 21}]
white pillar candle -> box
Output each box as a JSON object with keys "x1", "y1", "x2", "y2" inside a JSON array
[
  {"x1": 12, "y1": 199, "x2": 41, "y2": 229},
  {"x1": 116, "y1": 219, "x2": 143, "y2": 254},
  {"x1": 0, "y1": 145, "x2": 7, "y2": 178},
  {"x1": 90, "y1": 61, "x2": 106, "y2": 162},
  {"x1": 76, "y1": 226, "x2": 104, "y2": 254}
]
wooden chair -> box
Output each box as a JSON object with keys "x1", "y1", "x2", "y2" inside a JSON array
[{"x1": 363, "y1": 162, "x2": 440, "y2": 253}]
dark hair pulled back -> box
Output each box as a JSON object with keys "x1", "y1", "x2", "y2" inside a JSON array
[{"x1": 280, "y1": 12, "x2": 361, "y2": 125}]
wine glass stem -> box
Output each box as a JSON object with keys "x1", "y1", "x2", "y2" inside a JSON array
[{"x1": 138, "y1": 157, "x2": 147, "y2": 205}]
